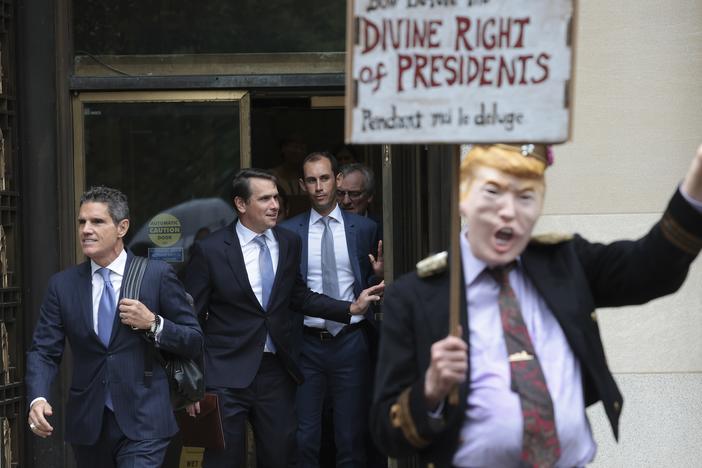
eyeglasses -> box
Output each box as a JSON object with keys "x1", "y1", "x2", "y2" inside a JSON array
[{"x1": 336, "y1": 190, "x2": 365, "y2": 200}]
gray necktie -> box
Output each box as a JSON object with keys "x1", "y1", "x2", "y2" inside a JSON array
[
  {"x1": 253, "y1": 235, "x2": 276, "y2": 352},
  {"x1": 321, "y1": 217, "x2": 344, "y2": 335},
  {"x1": 254, "y1": 236, "x2": 274, "y2": 310}
]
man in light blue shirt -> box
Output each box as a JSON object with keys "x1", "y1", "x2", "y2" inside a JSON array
[{"x1": 282, "y1": 152, "x2": 381, "y2": 467}]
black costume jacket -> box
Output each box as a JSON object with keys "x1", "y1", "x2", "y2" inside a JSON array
[{"x1": 370, "y1": 190, "x2": 702, "y2": 467}]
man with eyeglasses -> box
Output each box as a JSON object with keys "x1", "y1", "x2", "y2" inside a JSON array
[
  {"x1": 338, "y1": 163, "x2": 384, "y2": 281},
  {"x1": 337, "y1": 163, "x2": 378, "y2": 222}
]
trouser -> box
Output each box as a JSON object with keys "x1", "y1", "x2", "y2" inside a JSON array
[
  {"x1": 71, "y1": 407, "x2": 170, "y2": 468},
  {"x1": 296, "y1": 327, "x2": 371, "y2": 468},
  {"x1": 204, "y1": 354, "x2": 297, "y2": 468}
]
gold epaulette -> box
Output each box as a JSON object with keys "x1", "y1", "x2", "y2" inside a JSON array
[
  {"x1": 529, "y1": 232, "x2": 573, "y2": 245},
  {"x1": 416, "y1": 251, "x2": 448, "y2": 278},
  {"x1": 389, "y1": 387, "x2": 430, "y2": 448}
]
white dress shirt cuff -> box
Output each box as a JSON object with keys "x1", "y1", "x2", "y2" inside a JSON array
[
  {"x1": 154, "y1": 315, "x2": 165, "y2": 344},
  {"x1": 680, "y1": 186, "x2": 702, "y2": 212},
  {"x1": 29, "y1": 397, "x2": 47, "y2": 411}
]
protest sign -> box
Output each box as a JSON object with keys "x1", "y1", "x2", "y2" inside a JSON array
[{"x1": 345, "y1": 0, "x2": 576, "y2": 144}]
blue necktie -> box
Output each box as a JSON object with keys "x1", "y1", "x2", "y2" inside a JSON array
[
  {"x1": 97, "y1": 267, "x2": 115, "y2": 409},
  {"x1": 254, "y1": 235, "x2": 276, "y2": 352},
  {"x1": 321, "y1": 217, "x2": 344, "y2": 336},
  {"x1": 97, "y1": 268, "x2": 116, "y2": 346}
]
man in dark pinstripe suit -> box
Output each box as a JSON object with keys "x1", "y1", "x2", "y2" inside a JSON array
[{"x1": 26, "y1": 186, "x2": 202, "y2": 468}]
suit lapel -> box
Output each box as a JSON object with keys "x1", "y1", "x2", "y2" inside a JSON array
[
  {"x1": 426, "y1": 259, "x2": 471, "y2": 400},
  {"x1": 224, "y1": 224, "x2": 261, "y2": 310},
  {"x1": 520, "y1": 246, "x2": 602, "y2": 395},
  {"x1": 521, "y1": 248, "x2": 583, "y2": 341},
  {"x1": 106, "y1": 252, "x2": 133, "y2": 347},
  {"x1": 270, "y1": 227, "x2": 288, "y2": 306},
  {"x1": 78, "y1": 261, "x2": 102, "y2": 345},
  {"x1": 297, "y1": 212, "x2": 311, "y2": 281},
  {"x1": 341, "y1": 211, "x2": 363, "y2": 295},
  {"x1": 458, "y1": 261, "x2": 470, "y2": 405},
  {"x1": 436, "y1": 257, "x2": 472, "y2": 412},
  {"x1": 82, "y1": 253, "x2": 130, "y2": 349}
]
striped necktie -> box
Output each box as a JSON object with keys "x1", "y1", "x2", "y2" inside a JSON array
[{"x1": 489, "y1": 264, "x2": 561, "y2": 467}]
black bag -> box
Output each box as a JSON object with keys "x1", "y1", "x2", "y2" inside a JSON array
[
  {"x1": 154, "y1": 347, "x2": 205, "y2": 410},
  {"x1": 123, "y1": 256, "x2": 205, "y2": 410}
]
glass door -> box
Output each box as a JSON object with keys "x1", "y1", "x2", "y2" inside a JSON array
[{"x1": 72, "y1": 90, "x2": 250, "y2": 273}]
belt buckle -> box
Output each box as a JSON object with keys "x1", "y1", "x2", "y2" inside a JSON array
[{"x1": 319, "y1": 330, "x2": 334, "y2": 342}]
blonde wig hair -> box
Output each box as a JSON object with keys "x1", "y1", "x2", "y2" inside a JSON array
[{"x1": 460, "y1": 144, "x2": 549, "y2": 201}]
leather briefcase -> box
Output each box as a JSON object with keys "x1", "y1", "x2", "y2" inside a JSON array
[{"x1": 175, "y1": 393, "x2": 225, "y2": 450}]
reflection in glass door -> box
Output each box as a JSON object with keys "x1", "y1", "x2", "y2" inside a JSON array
[{"x1": 73, "y1": 91, "x2": 250, "y2": 273}]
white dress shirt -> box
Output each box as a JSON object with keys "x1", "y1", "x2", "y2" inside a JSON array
[
  {"x1": 90, "y1": 249, "x2": 164, "y2": 338},
  {"x1": 304, "y1": 205, "x2": 361, "y2": 329},
  {"x1": 90, "y1": 249, "x2": 127, "y2": 332}
]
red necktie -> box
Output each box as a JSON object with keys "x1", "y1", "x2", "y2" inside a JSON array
[{"x1": 489, "y1": 264, "x2": 561, "y2": 467}]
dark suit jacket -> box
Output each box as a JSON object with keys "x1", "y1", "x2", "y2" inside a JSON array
[
  {"x1": 26, "y1": 253, "x2": 203, "y2": 445},
  {"x1": 183, "y1": 223, "x2": 353, "y2": 389},
  {"x1": 370, "y1": 190, "x2": 702, "y2": 467},
  {"x1": 367, "y1": 211, "x2": 383, "y2": 241},
  {"x1": 280, "y1": 209, "x2": 378, "y2": 325}
]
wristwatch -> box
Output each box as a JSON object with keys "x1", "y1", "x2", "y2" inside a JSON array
[{"x1": 147, "y1": 314, "x2": 161, "y2": 337}]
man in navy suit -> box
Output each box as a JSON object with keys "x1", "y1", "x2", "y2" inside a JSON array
[
  {"x1": 338, "y1": 162, "x2": 384, "y2": 282},
  {"x1": 280, "y1": 152, "x2": 380, "y2": 467},
  {"x1": 26, "y1": 186, "x2": 203, "y2": 468},
  {"x1": 183, "y1": 169, "x2": 383, "y2": 468}
]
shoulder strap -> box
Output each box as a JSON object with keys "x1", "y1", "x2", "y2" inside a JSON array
[
  {"x1": 123, "y1": 256, "x2": 148, "y2": 299},
  {"x1": 124, "y1": 256, "x2": 158, "y2": 388}
]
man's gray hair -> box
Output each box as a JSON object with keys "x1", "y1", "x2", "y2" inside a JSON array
[
  {"x1": 338, "y1": 163, "x2": 375, "y2": 196},
  {"x1": 80, "y1": 186, "x2": 129, "y2": 224}
]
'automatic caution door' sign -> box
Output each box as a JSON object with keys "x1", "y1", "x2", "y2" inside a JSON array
[{"x1": 147, "y1": 213, "x2": 184, "y2": 262}]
